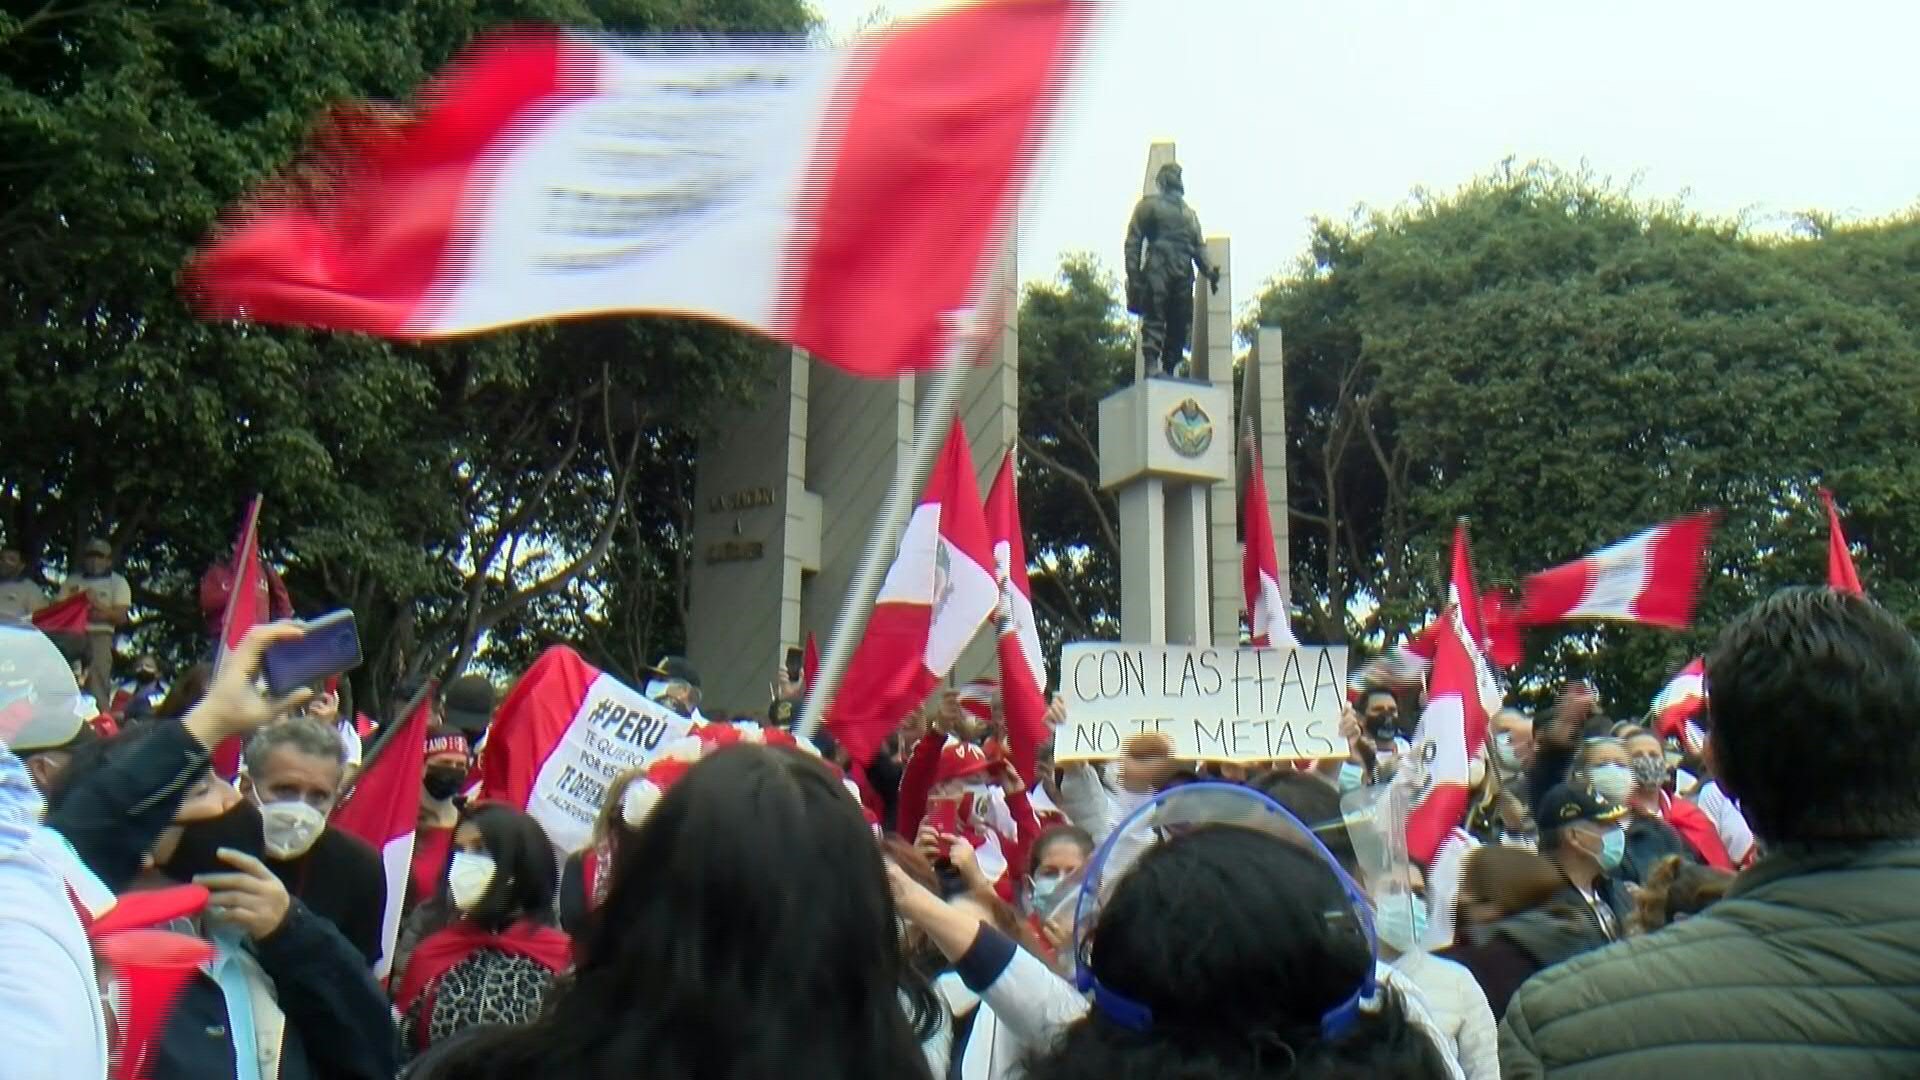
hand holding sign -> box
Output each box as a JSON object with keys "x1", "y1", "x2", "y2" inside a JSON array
[{"x1": 1117, "y1": 732, "x2": 1175, "y2": 793}]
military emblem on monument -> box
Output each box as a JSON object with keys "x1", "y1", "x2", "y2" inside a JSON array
[{"x1": 1165, "y1": 398, "x2": 1214, "y2": 458}]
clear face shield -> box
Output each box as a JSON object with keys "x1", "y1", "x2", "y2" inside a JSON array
[
  {"x1": 1342, "y1": 772, "x2": 1431, "y2": 954},
  {"x1": 1069, "y1": 782, "x2": 1380, "y2": 1037}
]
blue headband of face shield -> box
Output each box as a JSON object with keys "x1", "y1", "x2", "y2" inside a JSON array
[{"x1": 1070, "y1": 783, "x2": 1380, "y2": 1039}]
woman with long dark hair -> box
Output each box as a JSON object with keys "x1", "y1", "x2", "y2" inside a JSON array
[
  {"x1": 412, "y1": 744, "x2": 932, "y2": 1080},
  {"x1": 393, "y1": 803, "x2": 570, "y2": 1058}
]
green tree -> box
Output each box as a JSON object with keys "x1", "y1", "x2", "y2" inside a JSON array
[
  {"x1": 1015, "y1": 254, "x2": 1132, "y2": 664},
  {"x1": 0, "y1": 0, "x2": 813, "y2": 706},
  {"x1": 1250, "y1": 162, "x2": 1920, "y2": 709}
]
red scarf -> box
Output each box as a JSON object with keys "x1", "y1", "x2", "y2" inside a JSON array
[
  {"x1": 394, "y1": 919, "x2": 572, "y2": 1047},
  {"x1": 1660, "y1": 790, "x2": 1734, "y2": 872}
]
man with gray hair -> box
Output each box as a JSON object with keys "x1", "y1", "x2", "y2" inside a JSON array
[{"x1": 240, "y1": 715, "x2": 387, "y2": 963}]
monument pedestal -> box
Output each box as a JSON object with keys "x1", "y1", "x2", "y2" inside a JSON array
[{"x1": 1099, "y1": 379, "x2": 1231, "y2": 645}]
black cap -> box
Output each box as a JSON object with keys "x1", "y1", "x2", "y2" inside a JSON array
[
  {"x1": 645, "y1": 655, "x2": 701, "y2": 690},
  {"x1": 442, "y1": 674, "x2": 496, "y2": 733},
  {"x1": 1539, "y1": 783, "x2": 1627, "y2": 830}
]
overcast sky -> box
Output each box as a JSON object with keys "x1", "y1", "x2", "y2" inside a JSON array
[{"x1": 808, "y1": 0, "x2": 1920, "y2": 308}]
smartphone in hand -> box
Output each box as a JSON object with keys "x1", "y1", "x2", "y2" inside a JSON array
[{"x1": 261, "y1": 610, "x2": 363, "y2": 699}]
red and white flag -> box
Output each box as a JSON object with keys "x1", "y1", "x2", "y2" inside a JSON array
[
  {"x1": 1517, "y1": 513, "x2": 1716, "y2": 631},
  {"x1": 1242, "y1": 440, "x2": 1296, "y2": 649},
  {"x1": 1821, "y1": 489, "x2": 1863, "y2": 596},
  {"x1": 1405, "y1": 523, "x2": 1501, "y2": 867},
  {"x1": 826, "y1": 421, "x2": 998, "y2": 768},
  {"x1": 1650, "y1": 658, "x2": 1707, "y2": 753},
  {"x1": 331, "y1": 689, "x2": 432, "y2": 980},
  {"x1": 478, "y1": 646, "x2": 696, "y2": 855},
  {"x1": 184, "y1": 1, "x2": 1094, "y2": 377},
  {"x1": 985, "y1": 452, "x2": 1048, "y2": 783},
  {"x1": 212, "y1": 497, "x2": 266, "y2": 779},
  {"x1": 30, "y1": 592, "x2": 91, "y2": 638}
]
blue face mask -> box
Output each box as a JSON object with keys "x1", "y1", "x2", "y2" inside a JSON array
[
  {"x1": 1029, "y1": 872, "x2": 1064, "y2": 912},
  {"x1": 1492, "y1": 731, "x2": 1522, "y2": 771},
  {"x1": 1337, "y1": 761, "x2": 1366, "y2": 792},
  {"x1": 1597, "y1": 827, "x2": 1626, "y2": 872},
  {"x1": 1376, "y1": 898, "x2": 1429, "y2": 953}
]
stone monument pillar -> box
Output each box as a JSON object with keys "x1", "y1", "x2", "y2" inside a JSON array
[
  {"x1": 1241, "y1": 326, "x2": 1291, "y2": 618},
  {"x1": 686, "y1": 237, "x2": 1018, "y2": 709}
]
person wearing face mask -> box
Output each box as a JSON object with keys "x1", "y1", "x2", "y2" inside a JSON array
[
  {"x1": 44, "y1": 623, "x2": 397, "y2": 1080},
  {"x1": 1578, "y1": 735, "x2": 1691, "y2": 887},
  {"x1": 1620, "y1": 729, "x2": 1731, "y2": 874},
  {"x1": 1535, "y1": 783, "x2": 1632, "y2": 946},
  {"x1": 904, "y1": 738, "x2": 1043, "y2": 906},
  {"x1": 392, "y1": 803, "x2": 570, "y2": 1060},
  {"x1": 239, "y1": 717, "x2": 388, "y2": 963},
  {"x1": 1376, "y1": 888, "x2": 1500, "y2": 1080},
  {"x1": 1488, "y1": 710, "x2": 1532, "y2": 801},
  {"x1": 641, "y1": 654, "x2": 705, "y2": 722},
  {"x1": 1022, "y1": 825, "x2": 1092, "y2": 965},
  {"x1": 411, "y1": 726, "x2": 475, "y2": 913}
]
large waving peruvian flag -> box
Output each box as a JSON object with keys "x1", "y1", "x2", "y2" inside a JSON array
[
  {"x1": 211, "y1": 497, "x2": 266, "y2": 779},
  {"x1": 184, "y1": 1, "x2": 1094, "y2": 377},
  {"x1": 1241, "y1": 440, "x2": 1295, "y2": 648},
  {"x1": 1405, "y1": 523, "x2": 1502, "y2": 867},
  {"x1": 985, "y1": 452, "x2": 1048, "y2": 783},
  {"x1": 1821, "y1": 489, "x2": 1863, "y2": 596},
  {"x1": 827, "y1": 421, "x2": 998, "y2": 768},
  {"x1": 1517, "y1": 513, "x2": 1717, "y2": 630},
  {"x1": 478, "y1": 646, "x2": 696, "y2": 855},
  {"x1": 331, "y1": 689, "x2": 431, "y2": 980}
]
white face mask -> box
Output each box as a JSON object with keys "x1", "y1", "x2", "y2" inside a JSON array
[
  {"x1": 1591, "y1": 764, "x2": 1634, "y2": 805},
  {"x1": 448, "y1": 850, "x2": 497, "y2": 911},
  {"x1": 258, "y1": 800, "x2": 327, "y2": 860}
]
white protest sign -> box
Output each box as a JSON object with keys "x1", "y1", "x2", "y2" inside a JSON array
[
  {"x1": 1056, "y1": 643, "x2": 1349, "y2": 763},
  {"x1": 529, "y1": 672, "x2": 696, "y2": 853}
]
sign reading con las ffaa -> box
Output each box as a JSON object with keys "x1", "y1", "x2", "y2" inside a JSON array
[{"x1": 1057, "y1": 643, "x2": 1349, "y2": 763}]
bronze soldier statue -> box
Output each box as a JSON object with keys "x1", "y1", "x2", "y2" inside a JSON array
[{"x1": 1124, "y1": 162, "x2": 1219, "y2": 378}]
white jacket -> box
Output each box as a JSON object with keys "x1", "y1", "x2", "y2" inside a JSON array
[
  {"x1": 0, "y1": 750, "x2": 109, "y2": 1080},
  {"x1": 1388, "y1": 951, "x2": 1498, "y2": 1080}
]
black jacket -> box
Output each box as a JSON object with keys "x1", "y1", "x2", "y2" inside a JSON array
[
  {"x1": 48, "y1": 719, "x2": 397, "y2": 1080},
  {"x1": 267, "y1": 828, "x2": 388, "y2": 964},
  {"x1": 1441, "y1": 907, "x2": 1602, "y2": 1019}
]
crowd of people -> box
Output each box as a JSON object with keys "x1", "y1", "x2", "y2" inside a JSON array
[{"x1": 2, "y1": 580, "x2": 1918, "y2": 1079}]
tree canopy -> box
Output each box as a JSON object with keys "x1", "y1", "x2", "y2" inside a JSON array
[
  {"x1": 1010, "y1": 165, "x2": 1920, "y2": 712},
  {"x1": 0, "y1": 0, "x2": 814, "y2": 705},
  {"x1": 1249, "y1": 163, "x2": 1920, "y2": 708}
]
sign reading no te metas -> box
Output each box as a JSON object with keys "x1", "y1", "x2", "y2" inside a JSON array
[{"x1": 1057, "y1": 643, "x2": 1350, "y2": 763}]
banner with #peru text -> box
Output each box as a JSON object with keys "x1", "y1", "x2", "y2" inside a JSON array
[{"x1": 481, "y1": 646, "x2": 695, "y2": 855}]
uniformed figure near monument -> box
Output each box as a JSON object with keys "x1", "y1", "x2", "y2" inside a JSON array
[{"x1": 1124, "y1": 162, "x2": 1220, "y2": 378}]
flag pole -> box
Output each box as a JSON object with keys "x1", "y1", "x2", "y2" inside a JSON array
[
  {"x1": 794, "y1": 355, "x2": 975, "y2": 745},
  {"x1": 795, "y1": 241, "x2": 1010, "y2": 744}
]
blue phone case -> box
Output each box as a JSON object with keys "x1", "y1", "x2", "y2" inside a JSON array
[{"x1": 262, "y1": 611, "x2": 363, "y2": 698}]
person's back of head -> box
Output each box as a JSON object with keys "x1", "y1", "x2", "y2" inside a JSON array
[
  {"x1": 1460, "y1": 845, "x2": 1565, "y2": 923},
  {"x1": 427, "y1": 744, "x2": 927, "y2": 1080},
  {"x1": 1025, "y1": 827, "x2": 1447, "y2": 1080},
  {"x1": 1707, "y1": 587, "x2": 1920, "y2": 844},
  {"x1": 1254, "y1": 770, "x2": 1359, "y2": 878}
]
